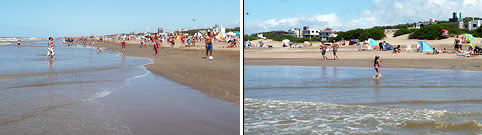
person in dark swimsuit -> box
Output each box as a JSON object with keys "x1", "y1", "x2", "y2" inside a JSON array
[{"x1": 373, "y1": 55, "x2": 382, "y2": 78}]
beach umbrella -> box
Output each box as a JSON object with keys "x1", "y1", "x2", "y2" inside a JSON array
[
  {"x1": 368, "y1": 38, "x2": 377, "y2": 46},
  {"x1": 282, "y1": 39, "x2": 290, "y2": 43},
  {"x1": 303, "y1": 41, "x2": 310, "y2": 46},
  {"x1": 465, "y1": 34, "x2": 474, "y2": 42}
]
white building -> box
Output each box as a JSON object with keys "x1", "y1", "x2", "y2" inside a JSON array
[
  {"x1": 288, "y1": 28, "x2": 302, "y2": 38},
  {"x1": 467, "y1": 20, "x2": 482, "y2": 31},
  {"x1": 319, "y1": 28, "x2": 337, "y2": 41},
  {"x1": 302, "y1": 26, "x2": 320, "y2": 39}
]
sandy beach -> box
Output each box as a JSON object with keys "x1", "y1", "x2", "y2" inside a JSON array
[
  {"x1": 96, "y1": 39, "x2": 240, "y2": 103},
  {"x1": 245, "y1": 32, "x2": 482, "y2": 71}
]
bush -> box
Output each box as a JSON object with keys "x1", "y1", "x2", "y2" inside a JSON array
[
  {"x1": 332, "y1": 27, "x2": 385, "y2": 41},
  {"x1": 393, "y1": 28, "x2": 416, "y2": 37},
  {"x1": 244, "y1": 35, "x2": 261, "y2": 41},
  {"x1": 268, "y1": 35, "x2": 315, "y2": 43},
  {"x1": 409, "y1": 24, "x2": 465, "y2": 40},
  {"x1": 472, "y1": 27, "x2": 482, "y2": 38}
]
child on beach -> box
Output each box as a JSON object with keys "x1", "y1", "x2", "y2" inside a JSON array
[
  {"x1": 373, "y1": 55, "x2": 382, "y2": 78},
  {"x1": 17, "y1": 39, "x2": 21, "y2": 48},
  {"x1": 47, "y1": 37, "x2": 55, "y2": 60},
  {"x1": 140, "y1": 39, "x2": 144, "y2": 48}
]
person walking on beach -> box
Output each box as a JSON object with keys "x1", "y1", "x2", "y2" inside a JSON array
[
  {"x1": 205, "y1": 32, "x2": 214, "y2": 59},
  {"x1": 121, "y1": 35, "x2": 126, "y2": 54},
  {"x1": 47, "y1": 37, "x2": 55, "y2": 60},
  {"x1": 320, "y1": 43, "x2": 328, "y2": 60},
  {"x1": 332, "y1": 41, "x2": 339, "y2": 60},
  {"x1": 153, "y1": 40, "x2": 159, "y2": 56},
  {"x1": 373, "y1": 55, "x2": 382, "y2": 78}
]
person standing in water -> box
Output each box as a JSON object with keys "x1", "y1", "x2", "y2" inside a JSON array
[
  {"x1": 373, "y1": 55, "x2": 382, "y2": 78},
  {"x1": 47, "y1": 37, "x2": 55, "y2": 60},
  {"x1": 121, "y1": 34, "x2": 126, "y2": 54},
  {"x1": 17, "y1": 39, "x2": 21, "y2": 48},
  {"x1": 205, "y1": 32, "x2": 214, "y2": 58}
]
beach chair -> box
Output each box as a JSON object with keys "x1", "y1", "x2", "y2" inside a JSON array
[{"x1": 405, "y1": 44, "x2": 413, "y2": 52}]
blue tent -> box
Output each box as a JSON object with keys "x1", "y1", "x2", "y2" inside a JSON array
[
  {"x1": 368, "y1": 38, "x2": 377, "y2": 46},
  {"x1": 383, "y1": 43, "x2": 393, "y2": 50},
  {"x1": 418, "y1": 41, "x2": 434, "y2": 53}
]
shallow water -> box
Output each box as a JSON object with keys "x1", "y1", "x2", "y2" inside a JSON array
[
  {"x1": 0, "y1": 40, "x2": 239, "y2": 135},
  {"x1": 244, "y1": 66, "x2": 482, "y2": 134}
]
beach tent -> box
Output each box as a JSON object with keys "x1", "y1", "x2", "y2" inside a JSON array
[
  {"x1": 383, "y1": 43, "x2": 394, "y2": 50},
  {"x1": 418, "y1": 41, "x2": 434, "y2": 53},
  {"x1": 349, "y1": 39, "x2": 359, "y2": 45},
  {"x1": 368, "y1": 38, "x2": 377, "y2": 46},
  {"x1": 303, "y1": 41, "x2": 310, "y2": 46},
  {"x1": 282, "y1": 39, "x2": 290, "y2": 43},
  {"x1": 226, "y1": 32, "x2": 236, "y2": 36}
]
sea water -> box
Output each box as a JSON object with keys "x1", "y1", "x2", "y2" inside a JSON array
[
  {"x1": 0, "y1": 39, "x2": 239, "y2": 135},
  {"x1": 244, "y1": 66, "x2": 482, "y2": 135}
]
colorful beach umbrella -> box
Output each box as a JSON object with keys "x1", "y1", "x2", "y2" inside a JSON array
[{"x1": 465, "y1": 34, "x2": 474, "y2": 42}]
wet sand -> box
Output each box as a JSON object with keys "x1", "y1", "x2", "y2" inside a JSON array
[
  {"x1": 245, "y1": 58, "x2": 482, "y2": 71},
  {"x1": 96, "y1": 40, "x2": 240, "y2": 103}
]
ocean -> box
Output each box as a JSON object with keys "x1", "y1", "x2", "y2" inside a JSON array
[
  {"x1": 0, "y1": 38, "x2": 239, "y2": 135},
  {"x1": 244, "y1": 66, "x2": 482, "y2": 134}
]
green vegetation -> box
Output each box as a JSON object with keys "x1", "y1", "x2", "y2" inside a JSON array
[
  {"x1": 226, "y1": 27, "x2": 240, "y2": 32},
  {"x1": 408, "y1": 24, "x2": 466, "y2": 40},
  {"x1": 393, "y1": 28, "x2": 417, "y2": 37},
  {"x1": 473, "y1": 27, "x2": 482, "y2": 38},
  {"x1": 379, "y1": 23, "x2": 416, "y2": 29},
  {"x1": 268, "y1": 35, "x2": 316, "y2": 43},
  {"x1": 332, "y1": 27, "x2": 385, "y2": 41},
  {"x1": 463, "y1": 17, "x2": 482, "y2": 22},
  {"x1": 244, "y1": 35, "x2": 261, "y2": 41}
]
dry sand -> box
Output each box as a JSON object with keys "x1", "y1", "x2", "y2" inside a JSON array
[
  {"x1": 245, "y1": 33, "x2": 482, "y2": 71},
  {"x1": 96, "y1": 39, "x2": 240, "y2": 103}
]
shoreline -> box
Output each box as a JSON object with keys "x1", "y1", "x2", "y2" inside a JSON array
[
  {"x1": 245, "y1": 57, "x2": 482, "y2": 71},
  {"x1": 96, "y1": 40, "x2": 240, "y2": 103}
]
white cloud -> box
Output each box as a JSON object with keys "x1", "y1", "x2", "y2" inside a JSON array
[
  {"x1": 246, "y1": 13, "x2": 340, "y2": 34},
  {"x1": 246, "y1": 0, "x2": 482, "y2": 34}
]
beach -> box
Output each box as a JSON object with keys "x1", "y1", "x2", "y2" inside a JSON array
[
  {"x1": 245, "y1": 33, "x2": 482, "y2": 71},
  {"x1": 96, "y1": 39, "x2": 240, "y2": 103},
  {"x1": 244, "y1": 33, "x2": 482, "y2": 134}
]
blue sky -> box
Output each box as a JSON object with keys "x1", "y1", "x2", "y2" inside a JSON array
[
  {"x1": 245, "y1": 0, "x2": 482, "y2": 34},
  {"x1": 0, "y1": 0, "x2": 240, "y2": 37}
]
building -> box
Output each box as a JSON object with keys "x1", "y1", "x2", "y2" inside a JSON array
[
  {"x1": 449, "y1": 12, "x2": 462, "y2": 22},
  {"x1": 302, "y1": 26, "x2": 321, "y2": 39},
  {"x1": 466, "y1": 20, "x2": 482, "y2": 31},
  {"x1": 208, "y1": 24, "x2": 226, "y2": 34},
  {"x1": 319, "y1": 28, "x2": 336, "y2": 41},
  {"x1": 288, "y1": 28, "x2": 302, "y2": 38}
]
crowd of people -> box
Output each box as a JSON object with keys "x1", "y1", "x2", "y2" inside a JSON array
[{"x1": 57, "y1": 30, "x2": 239, "y2": 60}]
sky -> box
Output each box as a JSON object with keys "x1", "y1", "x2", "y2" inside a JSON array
[
  {"x1": 0, "y1": 0, "x2": 240, "y2": 37},
  {"x1": 244, "y1": 0, "x2": 482, "y2": 34}
]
